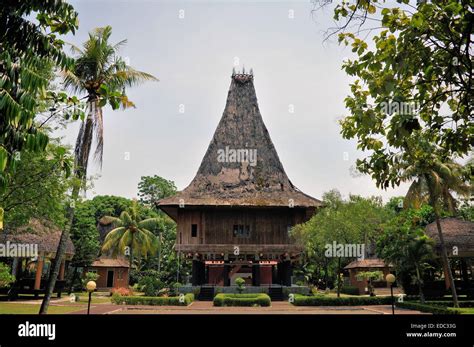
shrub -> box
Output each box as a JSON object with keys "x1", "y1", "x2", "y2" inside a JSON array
[
  {"x1": 138, "y1": 275, "x2": 164, "y2": 297},
  {"x1": 235, "y1": 277, "x2": 246, "y2": 294},
  {"x1": 291, "y1": 294, "x2": 392, "y2": 306},
  {"x1": 0, "y1": 262, "x2": 15, "y2": 288},
  {"x1": 340, "y1": 286, "x2": 360, "y2": 296},
  {"x1": 213, "y1": 293, "x2": 271, "y2": 307},
  {"x1": 111, "y1": 287, "x2": 133, "y2": 296},
  {"x1": 396, "y1": 301, "x2": 461, "y2": 314},
  {"x1": 111, "y1": 293, "x2": 194, "y2": 306}
]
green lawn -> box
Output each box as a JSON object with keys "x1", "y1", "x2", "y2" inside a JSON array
[
  {"x1": 449, "y1": 307, "x2": 474, "y2": 314},
  {"x1": 0, "y1": 303, "x2": 85, "y2": 314}
]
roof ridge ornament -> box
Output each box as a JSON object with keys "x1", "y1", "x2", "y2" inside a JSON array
[{"x1": 232, "y1": 66, "x2": 254, "y2": 83}]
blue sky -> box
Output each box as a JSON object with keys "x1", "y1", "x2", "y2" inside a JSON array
[{"x1": 58, "y1": 0, "x2": 408, "y2": 201}]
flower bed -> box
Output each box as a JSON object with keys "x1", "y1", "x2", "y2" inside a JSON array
[
  {"x1": 111, "y1": 293, "x2": 194, "y2": 306},
  {"x1": 291, "y1": 294, "x2": 392, "y2": 306},
  {"x1": 213, "y1": 293, "x2": 271, "y2": 307}
]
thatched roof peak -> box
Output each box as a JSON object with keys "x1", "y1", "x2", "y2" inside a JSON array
[{"x1": 158, "y1": 72, "x2": 322, "y2": 212}]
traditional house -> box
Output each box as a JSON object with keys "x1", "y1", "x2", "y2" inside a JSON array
[
  {"x1": 1, "y1": 218, "x2": 75, "y2": 298},
  {"x1": 157, "y1": 71, "x2": 322, "y2": 287},
  {"x1": 425, "y1": 217, "x2": 474, "y2": 293}
]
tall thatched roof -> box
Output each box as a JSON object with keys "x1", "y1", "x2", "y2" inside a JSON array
[
  {"x1": 425, "y1": 217, "x2": 474, "y2": 256},
  {"x1": 157, "y1": 72, "x2": 322, "y2": 215},
  {"x1": 344, "y1": 258, "x2": 391, "y2": 270},
  {"x1": 1, "y1": 218, "x2": 75, "y2": 257}
]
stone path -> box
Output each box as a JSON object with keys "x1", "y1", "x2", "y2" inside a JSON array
[{"x1": 68, "y1": 301, "x2": 427, "y2": 315}]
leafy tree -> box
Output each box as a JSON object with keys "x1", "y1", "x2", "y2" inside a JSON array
[
  {"x1": 0, "y1": 139, "x2": 72, "y2": 229},
  {"x1": 0, "y1": 0, "x2": 79, "y2": 191},
  {"x1": 138, "y1": 175, "x2": 177, "y2": 208},
  {"x1": 315, "y1": 0, "x2": 473, "y2": 308},
  {"x1": 378, "y1": 207, "x2": 437, "y2": 303},
  {"x1": 292, "y1": 190, "x2": 389, "y2": 295},
  {"x1": 41, "y1": 25, "x2": 157, "y2": 313},
  {"x1": 102, "y1": 200, "x2": 160, "y2": 272}
]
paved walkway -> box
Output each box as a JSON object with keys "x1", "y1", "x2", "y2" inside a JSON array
[{"x1": 69, "y1": 301, "x2": 427, "y2": 315}]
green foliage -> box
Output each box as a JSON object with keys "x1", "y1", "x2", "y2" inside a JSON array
[
  {"x1": 377, "y1": 207, "x2": 437, "y2": 302},
  {"x1": 340, "y1": 286, "x2": 360, "y2": 296},
  {"x1": 0, "y1": 0, "x2": 79, "y2": 191},
  {"x1": 111, "y1": 293, "x2": 194, "y2": 306},
  {"x1": 235, "y1": 277, "x2": 246, "y2": 294},
  {"x1": 396, "y1": 301, "x2": 460, "y2": 315},
  {"x1": 291, "y1": 190, "x2": 390, "y2": 289},
  {"x1": 102, "y1": 200, "x2": 160, "y2": 267},
  {"x1": 137, "y1": 273, "x2": 164, "y2": 297},
  {"x1": 0, "y1": 140, "x2": 72, "y2": 229},
  {"x1": 0, "y1": 262, "x2": 15, "y2": 288},
  {"x1": 334, "y1": 0, "x2": 473, "y2": 160},
  {"x1": 138, "y1": 175, "x2": 177, "y2": 208},
  {"x1": 291, "y1": 294, "x2": 392, "y2": 306},
  {"x1": 63, "y1": 25, "x2": 158, "y2": 182},
  {"x1": 213, "y1": 293, "x2": 271, "y2": 307},
  {"x1": 356, "y1": 271, "x2": 383, "y2": 296}
]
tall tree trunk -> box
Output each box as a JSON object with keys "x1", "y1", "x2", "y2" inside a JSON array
[
  {"x1": 40, "y1": 107, "x2": 95, "y2": 314},
  {"x1": 67, "y1": 266, "x2": 78, "y2": 295},
  {"x1": 426, "y1": 178, "x2": 459, "y2": 307},
  {"x1": 414, "y1": 263, "x2": 425, "y2": 304},
  {"x1": 336, "y1": 257, "x2": 341, "y2": 298},
  {"x1": 157, "y1": 233, "x2": 161, "y2": 273},
  {"x1": 434, "y1": 213, "x2": 459, "y2": 307},
  {"x1": 128, "y1": 234, "x2": 134, "y2": 284},
  {"x1": 39, "y1": 184, "x2": 79, "y2": 314}
]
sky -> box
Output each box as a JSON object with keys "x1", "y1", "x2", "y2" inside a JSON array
[{"x1": 57, "y1": 0, "x2": 409, "y2": 201}]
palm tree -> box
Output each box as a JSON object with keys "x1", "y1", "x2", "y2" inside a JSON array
[
  {"x1": 102, "y1": 201, "x2": 160, "y2": 271},
  {"x1": 39, "y1": 26, "x2": 157, "y2": 314},
  {"x1": 402, "y1": 152, "x2": 471, "y2": 308}
]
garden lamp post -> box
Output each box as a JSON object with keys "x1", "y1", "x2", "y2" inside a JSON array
[
  {"x1": 86, "y1": 281, "x2": 96, "y2": 315},
  {"x1": 386, "y1": 274, "x2": 396, "y2": 315}
]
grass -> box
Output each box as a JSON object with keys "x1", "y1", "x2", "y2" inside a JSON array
[
  {"x1": 0, "y1": 303, "x2": 85, "y2": 314},
  {"x1": 451, "y1": 308, "x2": 474, "y2": 314}
]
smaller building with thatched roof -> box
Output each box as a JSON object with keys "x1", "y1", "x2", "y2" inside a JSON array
[
  {"x1": 0, "y1": 218, "x2": 75, "y2": 298},
  {"x1": 344, "y1": 258, "x2": 393, "y2": 295},
  {"x1": 425, "y1": 217, "x2": 474, "y2": 292},
  {"x1": 87, "y1": 257, "x2": 129, "y2": 290}
]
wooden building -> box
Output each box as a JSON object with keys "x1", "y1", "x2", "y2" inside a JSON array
[
  {"x1": 87, "y1": 257, "x2": 129, "y2": 290},
  {"x1": 157, "y1": 71, "x2": 322, "y2": 286},
  {"x1": 1, "y1": 218, "x2": 75, "y2": 298}
]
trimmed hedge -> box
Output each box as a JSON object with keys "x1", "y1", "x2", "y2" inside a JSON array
[
  {"x1": 111, "y1": 293, "x2": 194, "y2": 306},
  {"x1": 213, "y1": 293, "x2": 271, "y2": 307},
  {"x1": 291, "y1": 294, "x2": 392, "y2": 306},
  {"x1": 340, "y1": 286, "x2": 360, "y2": 296},
  {"x1": 396, "y1": 301, "x2": 461, "y2": 315}
]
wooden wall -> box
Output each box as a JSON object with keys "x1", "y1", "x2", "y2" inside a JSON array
[{"x1": 177, "y1": 207, "x2": 308, "y2": 246}]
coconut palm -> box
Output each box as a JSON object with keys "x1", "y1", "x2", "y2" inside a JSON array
[
  {"x1": 402, "y1": 151, "x2": 471, "y2": 308},
  {"x1": 39, "y1": 26, "x2": 157, "y2": 314},
  {"x1": 102, "y1": 201, "x2": 160, "y2": 270},
  {"x1": 63, "y1": 25, "x2": 158, "y2": 181}
]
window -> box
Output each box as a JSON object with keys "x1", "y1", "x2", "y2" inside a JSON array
[
  {"x1": 233, "y1": 225, "x2": 250, "y2": 238},
  {"x1": 191, "y1": 224, "x2": 198, "y2": 237}
]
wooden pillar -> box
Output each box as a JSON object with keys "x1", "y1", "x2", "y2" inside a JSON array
[
  {"x1": 34, "y1": 256, "x2": 44, "y2": 290},
  {"x1": 223, "y1": 262, "x2": 230, "y2": 286},
  {"x1": 252, "y1": 263, "x2": 261, "y2": 286},
  {"x1": 192, "y1": 260, "x2": 200, "y2": 286},
  {"x1": 59, "y1": 259, "x2": 66, "y2": 280}
]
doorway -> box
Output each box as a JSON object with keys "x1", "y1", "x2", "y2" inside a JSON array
[{"x1": 106, "y1": 270, "x2": 114, "y2": 287}]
